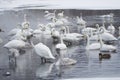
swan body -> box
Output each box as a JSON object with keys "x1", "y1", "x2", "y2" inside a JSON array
[
  {"x1": 63, "y1": 33, "x2": 83, "y2": 41},
  {"x1": 62, "y1": 26, "x2": 83, "y2": 41},
  {"x1": 34, "y1": 43, "x2": 55, "y2": 59},
  {"x1": 100, "y1": 13, "x2": 114, "y2": 18},
  {"x1": 55, "y1": 58, "x2": 77, "y2": 66},
  {"x1": 55, "y1": 35, "x2": 76, "y2": 66},
  {"x1": 86, "y1": 35, "x2": 116, "y2": 51},
  {"x1": 33, "y1": 24, "x2": 45, "y2": 35},
  {"x1": 33, "y1": 29, "x2": 42, "y2": 34},
  {"x1": 89, "y1": 32, "x2": 117, "y2": 42},
  {"x1": 8, "y1": 28, "x2": 21, "y2": 36},
  {"x1": 86, "y1": 42, "x2": 100, "y2": 50},
  {"x1": 52, "y1": 18, "x2": 64, "y2": 27},
  {"x1": 60, "y1": 18, "x2": 70, "y2": 25},
  {"x1": 76, "y1": 16, "x2": 86, "y2": 25},
  {"x1": 56, "y1": 43, "x2": 67, "y2": 50},
  {"x1": 100, "y1": 23, "x2": 110, "y2": 33},
  {"x1": 58, "y1": 11, "x2": 64, "y2": 18},
  {"x1": 100, "y1": 44, "x2": 116, "y2": 52},
  {"x1": 46, "y1": 23, "x2": 55, "y2": 28},
  {"x1": 4, "y1": 40, "x2": 26, "y2": 49},
  {"x1": 9, "y1": 31, "x2": 26, "y2": 41},
  {"x1": 107, "y1": 24, "x2": 115, "y2": 34},
  {"x1": 82, "y1": 27, "x2": 97, "y2": 35},
  {"x1": 10, "y1": 28, "x2": 33, "y2": 41},
  {"x1": 36, "y1": 63, "x2": 54, "y2": 78},
  {"x1": 86, "y1": 25, "x2": 116, "y2": 52}
]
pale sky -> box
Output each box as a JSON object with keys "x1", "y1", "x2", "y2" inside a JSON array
[{"x1": 0, "y1": 0, "x2": 120, "y2": 11}]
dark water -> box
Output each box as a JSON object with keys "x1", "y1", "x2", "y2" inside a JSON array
[{"x1": 0, "y1": 9, "x2": 120, "y2": 80}]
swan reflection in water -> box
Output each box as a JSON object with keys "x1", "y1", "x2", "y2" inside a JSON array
[{"x1": 36, "y1": 63, "x2": 54, "y2": 79}]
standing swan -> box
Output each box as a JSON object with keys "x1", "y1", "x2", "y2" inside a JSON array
[{"x1": 33, "y1": 42, "x2": 55, "y2": 63}]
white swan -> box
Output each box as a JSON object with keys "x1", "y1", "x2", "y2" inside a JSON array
[
  {"x1": 86, "y1": 34, "x2": 100, "y2": 50},
  {"x1": 107, "y1": 23, "x2": 115, "y2": 34},
  {"x1": 58, "y1": 11, "x2": 64, "y2": 18},
  {"x1": 98, "y1": 32, "x2": 116, "y2": 52},
  {"x1": 56, "y1": 34, "x2": 67, "y2": 50},
  {"x1": 61, "y1": 26, "x2": 83, "y2": 41},
  {"x1": 86, "y1": 27, "x2": 116, "y2": 52},
  {"x1": 77, "y1": 15, "x2": 86, "y2": 27},
  {"x1": 101, "y1": 21, "x2": 109, "y2": 33},
  {"x1": 52, "y1": 18, "x2": 64, "y2": 27},
  {"x1": 55, "y1": 35, "x2": 76, "y2": 66},
  {"x1": 9, "y1": 30, "x2": 26, "y2": 41},
  {"x1": 21, "y1": 14, "x2": 33, "y2": 33},
  {"x1": 4, "y1": 40, "x2": 31, "y2": 49},
  {"x1": 33, "y1": 24, "x2": 52, "y2": 39},
  {"x1": 8, "y1": 24, "x2": 21, "y2": 36},
  {"x1": 9, "y1": 27, "x2": 33, "y2": 41},
  {"x1": 33, "y1": 24, "x2": 43, "y2": 35},
  {"x1": 34, "y1": 42, "x2": 55, "y2": 63},
  {"x1": 44, "y1": 10, "x2": 56, "y2": 21},
  {"x1": 76, "y1": 13, "x2": 87, "y2": 32},
  {"x1": 81, "y1": 27, "x2": 97, "y2": 36},
  {"x1": 100, "y1": 13, "x2": 114, "y2": 18},
  {"x1": 89, "y1": 26, "x2": 117, "y2": 42}
]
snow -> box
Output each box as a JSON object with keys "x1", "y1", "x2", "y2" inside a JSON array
[{"x1": 0, "y1": 0, "x2": 120, "y2": 11}]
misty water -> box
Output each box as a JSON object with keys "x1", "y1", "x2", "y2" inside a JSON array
[{"x1": 0, "y1": 9, "x2": 120, "y2": 80}]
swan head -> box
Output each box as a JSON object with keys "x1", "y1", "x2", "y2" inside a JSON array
[
  {"x1": 22, "y1": 21, "x2": 30, "y2": 29},
  {"x1": 96, "y1": 24, "x2": 99, "y2": 29}
]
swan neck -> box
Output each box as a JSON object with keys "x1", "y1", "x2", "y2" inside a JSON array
[
  {"x1": 60, "y1": 35, "x2": 64, "y2": 44},
  {"x1": 98, "y1": 33, "x2": 103, "y2": 48},
  {"x1": 65, "y1": 26, "x2": 70, "y2": 33},
  {"x1": 30, "y1": 39, "x2": 34, "y2": 47},
  {"x1": 90, "y1": 30, "x2": 93, "y2": 37},
  {"x1": 86, "y1": 35, "x2": 90, "y2": 49},
  {"x1": 24, "y1": 14, "x2": 27, "y2": 22}
]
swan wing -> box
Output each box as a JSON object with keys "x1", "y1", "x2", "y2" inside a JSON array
[
  {"x1": 101, "y1": 44, "x2": 116, "y2": 51},
  {"x1": 4, "y1": 40, "x2": 26, "y2": 49},
  {"x1": 56, "y1": 43, "x2": 67, "y2": 50},
  {"x1": 34, "y1": 43, "x2": 55, "y2": 59},
  {"x1": 88, "y1": 43, "x2": 100, "y2": 50},
  {"x1": 101, "y1": 33, "x2": 117, "y2": 41},
  {"x1": 8, "y1": 28, "x2": 21, "y2": 36}
]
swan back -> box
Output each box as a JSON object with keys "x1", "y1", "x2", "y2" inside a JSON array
[{"x1": 4, "y1": 40, "x2": 26, "y2": 49}]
